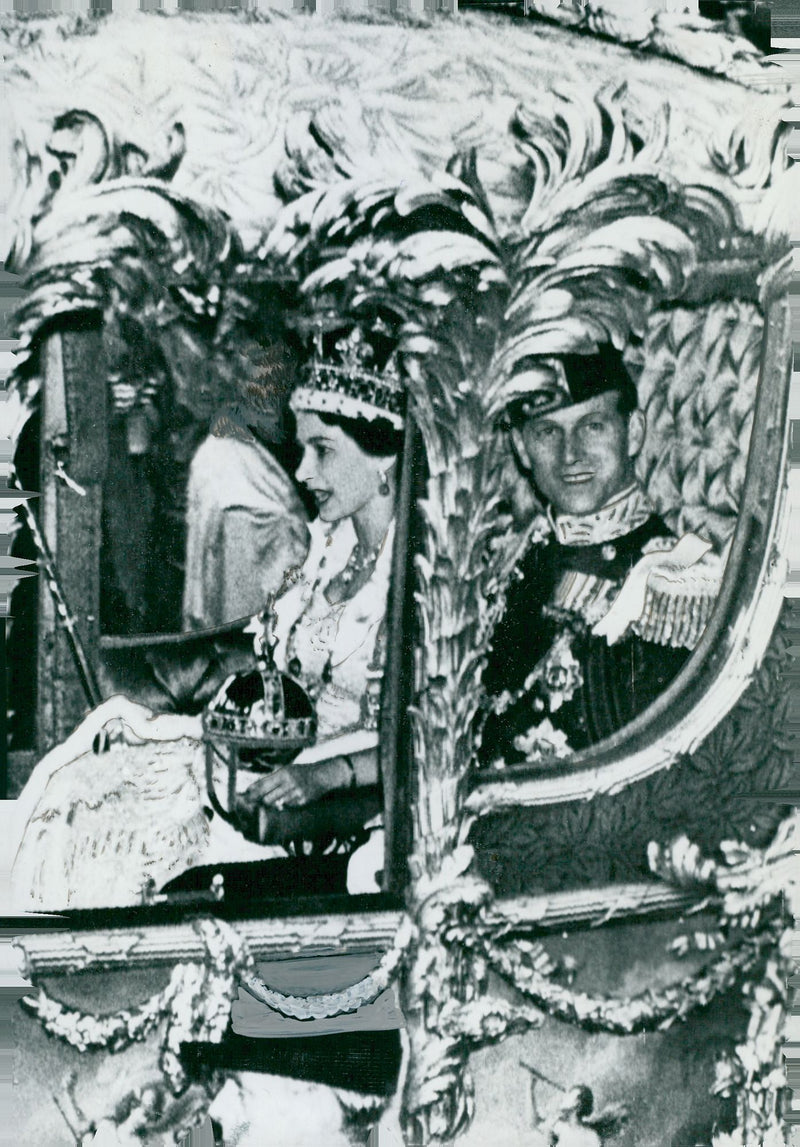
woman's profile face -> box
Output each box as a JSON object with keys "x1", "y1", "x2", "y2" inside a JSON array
[{"x1": 294, "y1": 411, "x2": 388, "y2": 524}]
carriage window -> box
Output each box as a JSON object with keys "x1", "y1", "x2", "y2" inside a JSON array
[
  {"x1": 10, "y1": 314, "x2": 420, "y2": 917},
  {"x1": 467, "y1": 285, "x2": 793, "y2": 899},
  {"x1": 473, "y1": 306, "x2": 753, "y2": 779}
]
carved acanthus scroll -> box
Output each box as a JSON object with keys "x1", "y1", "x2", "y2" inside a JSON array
[{"x1": 8, "y1": 68, "x2": 795, "y2": 1147}]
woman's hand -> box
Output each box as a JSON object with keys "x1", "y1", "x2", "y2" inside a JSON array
[{"x1": 239, "y1": 757, "x2": 351, "y2": 812}]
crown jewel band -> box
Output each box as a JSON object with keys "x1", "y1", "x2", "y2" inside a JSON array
[{"x1": 291, "y1": 328, "x2": 406, "y2": 428}]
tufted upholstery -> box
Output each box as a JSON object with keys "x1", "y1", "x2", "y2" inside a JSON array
[{"x1": 635, "y1": 300, "x2": 762, "y2": 551}]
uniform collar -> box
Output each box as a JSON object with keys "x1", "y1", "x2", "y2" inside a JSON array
[{"x1": 549, "y1": 483, "x2": 655, "y2": 546}]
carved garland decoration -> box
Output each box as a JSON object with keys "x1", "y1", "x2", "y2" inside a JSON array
[
  {"x1": 24, "y1": 918, "x2": 247, "y2": 1095},
  {"x1": 7, "y1": 62, "x2": 796, "y2": 1147},
  {"x1": 266, "y1": 86, "x2": 794, "y2": 1144},
  {"x1": 238, "y1": 918, "x2": 414, "y2": 1021},
  {"x1": 23, "y1": 916, "x2": 415, "y2": 1049},
  {"x1": 21, "y1": 820, "x2": 795, "y2": 1143}
]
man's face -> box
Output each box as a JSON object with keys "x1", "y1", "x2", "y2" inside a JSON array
[{"x1": 512, "y1": 390, "x2": 645, "y2": 516}]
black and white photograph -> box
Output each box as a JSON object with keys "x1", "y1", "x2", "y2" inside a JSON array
[{"x1": 1, "y1": 2, "x2": 798, "y2": 1145}]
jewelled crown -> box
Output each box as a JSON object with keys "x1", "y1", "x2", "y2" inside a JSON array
[
  {"x1": 202, "y1": 613, "x2": 317, "y2": 764},
  {"x1": 292, "y1": 327, "x2": 405, "y2": 429}
]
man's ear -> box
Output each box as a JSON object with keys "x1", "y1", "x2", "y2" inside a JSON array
[
  {"x1": 509, "y1": 426, "x2": 533, "y2": 474},
  {"x1": 626, "y1": 410, "x2": 646, "y2": 459}
]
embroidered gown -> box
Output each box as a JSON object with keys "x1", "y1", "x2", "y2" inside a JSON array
[
  {"x1": 271, "y1": 516, "x2": 393, "y2": 741},
  {"x1": 11, "y1": 518, "x2": 393, "y2": 911}
]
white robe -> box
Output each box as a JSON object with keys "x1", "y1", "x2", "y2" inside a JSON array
[
  {"x1": 182, "y1": 434, "x2": 309, "y2": 631},
  {"x1": 271, "y1": 516, "x2": 394, "y2": 739},
  {"x1": 12, "y1": 518, "x2": 393, "y2": 911}
]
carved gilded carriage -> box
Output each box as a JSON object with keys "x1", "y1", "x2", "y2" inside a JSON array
[{"x1": 4, "y1": 8, "x2": 798, "y2": 1147}]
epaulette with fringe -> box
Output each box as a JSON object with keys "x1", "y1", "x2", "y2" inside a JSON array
[
  {"x1": 591, "y1": 534, "x2": 727, "y2": 651},
  {"x1": 629, "y1": 563, "x2": 721, "y2": 650}
]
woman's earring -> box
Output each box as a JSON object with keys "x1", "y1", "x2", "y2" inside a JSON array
[{"x1": 378, "y1": 470, "x2": 390, "y2": 497}]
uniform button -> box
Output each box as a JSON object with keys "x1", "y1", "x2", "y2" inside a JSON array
[{"x1": 601, "y1": 544, "x2": 617, "y2": 561}]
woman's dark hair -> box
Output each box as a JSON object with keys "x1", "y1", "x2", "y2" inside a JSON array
[{"x1": 317, "y1": 410, "x2": 404, "y2": 458}]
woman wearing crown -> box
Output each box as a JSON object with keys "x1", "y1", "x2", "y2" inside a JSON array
[
  {"x1": 233, "y1": 325, "x2": 404, "y2": 837},
  {"x1": 11, "y1": 322, "x2": 405, "y2": 911}
]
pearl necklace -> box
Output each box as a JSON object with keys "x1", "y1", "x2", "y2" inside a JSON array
[
  {"x1": 284, "y1": 529, "x2": 388, "y2": 688},
  {"x1": 338, "y1": 539, "x2": 384, "y2": 587}
]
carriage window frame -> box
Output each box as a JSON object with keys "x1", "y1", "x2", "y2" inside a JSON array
[
  {"x1": 11, "y1": 270, "x2": 792, "y2": 943},
  {"x1": 12, "y1": 314, "x2": 422, "y2": 924},
  {"x1": 8, "y1": 166, "x2": 793, "y2": 953},
  {"x1": 466, "y1": 266, "x2": 793, "y2": 815}
]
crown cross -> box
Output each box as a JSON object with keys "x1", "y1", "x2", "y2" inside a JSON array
[{"x1": 339, "y1": 328, "x2": 376, "y2": 373}]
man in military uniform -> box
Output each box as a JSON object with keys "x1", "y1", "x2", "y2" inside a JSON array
[{"x1": 479, "y1": 345, "x2": 717, "y2": 770}]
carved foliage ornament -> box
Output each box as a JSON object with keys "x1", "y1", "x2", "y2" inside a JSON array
[
  {"x1": 223, "y1": 85, "x2": 795, "y2": 1145},
  {"x1": 19, "y1": 822, "x2": 796, "y2": 1142},
  {"x1": 8, "y1": 77, "x2": 797, "y2": 1147}
]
